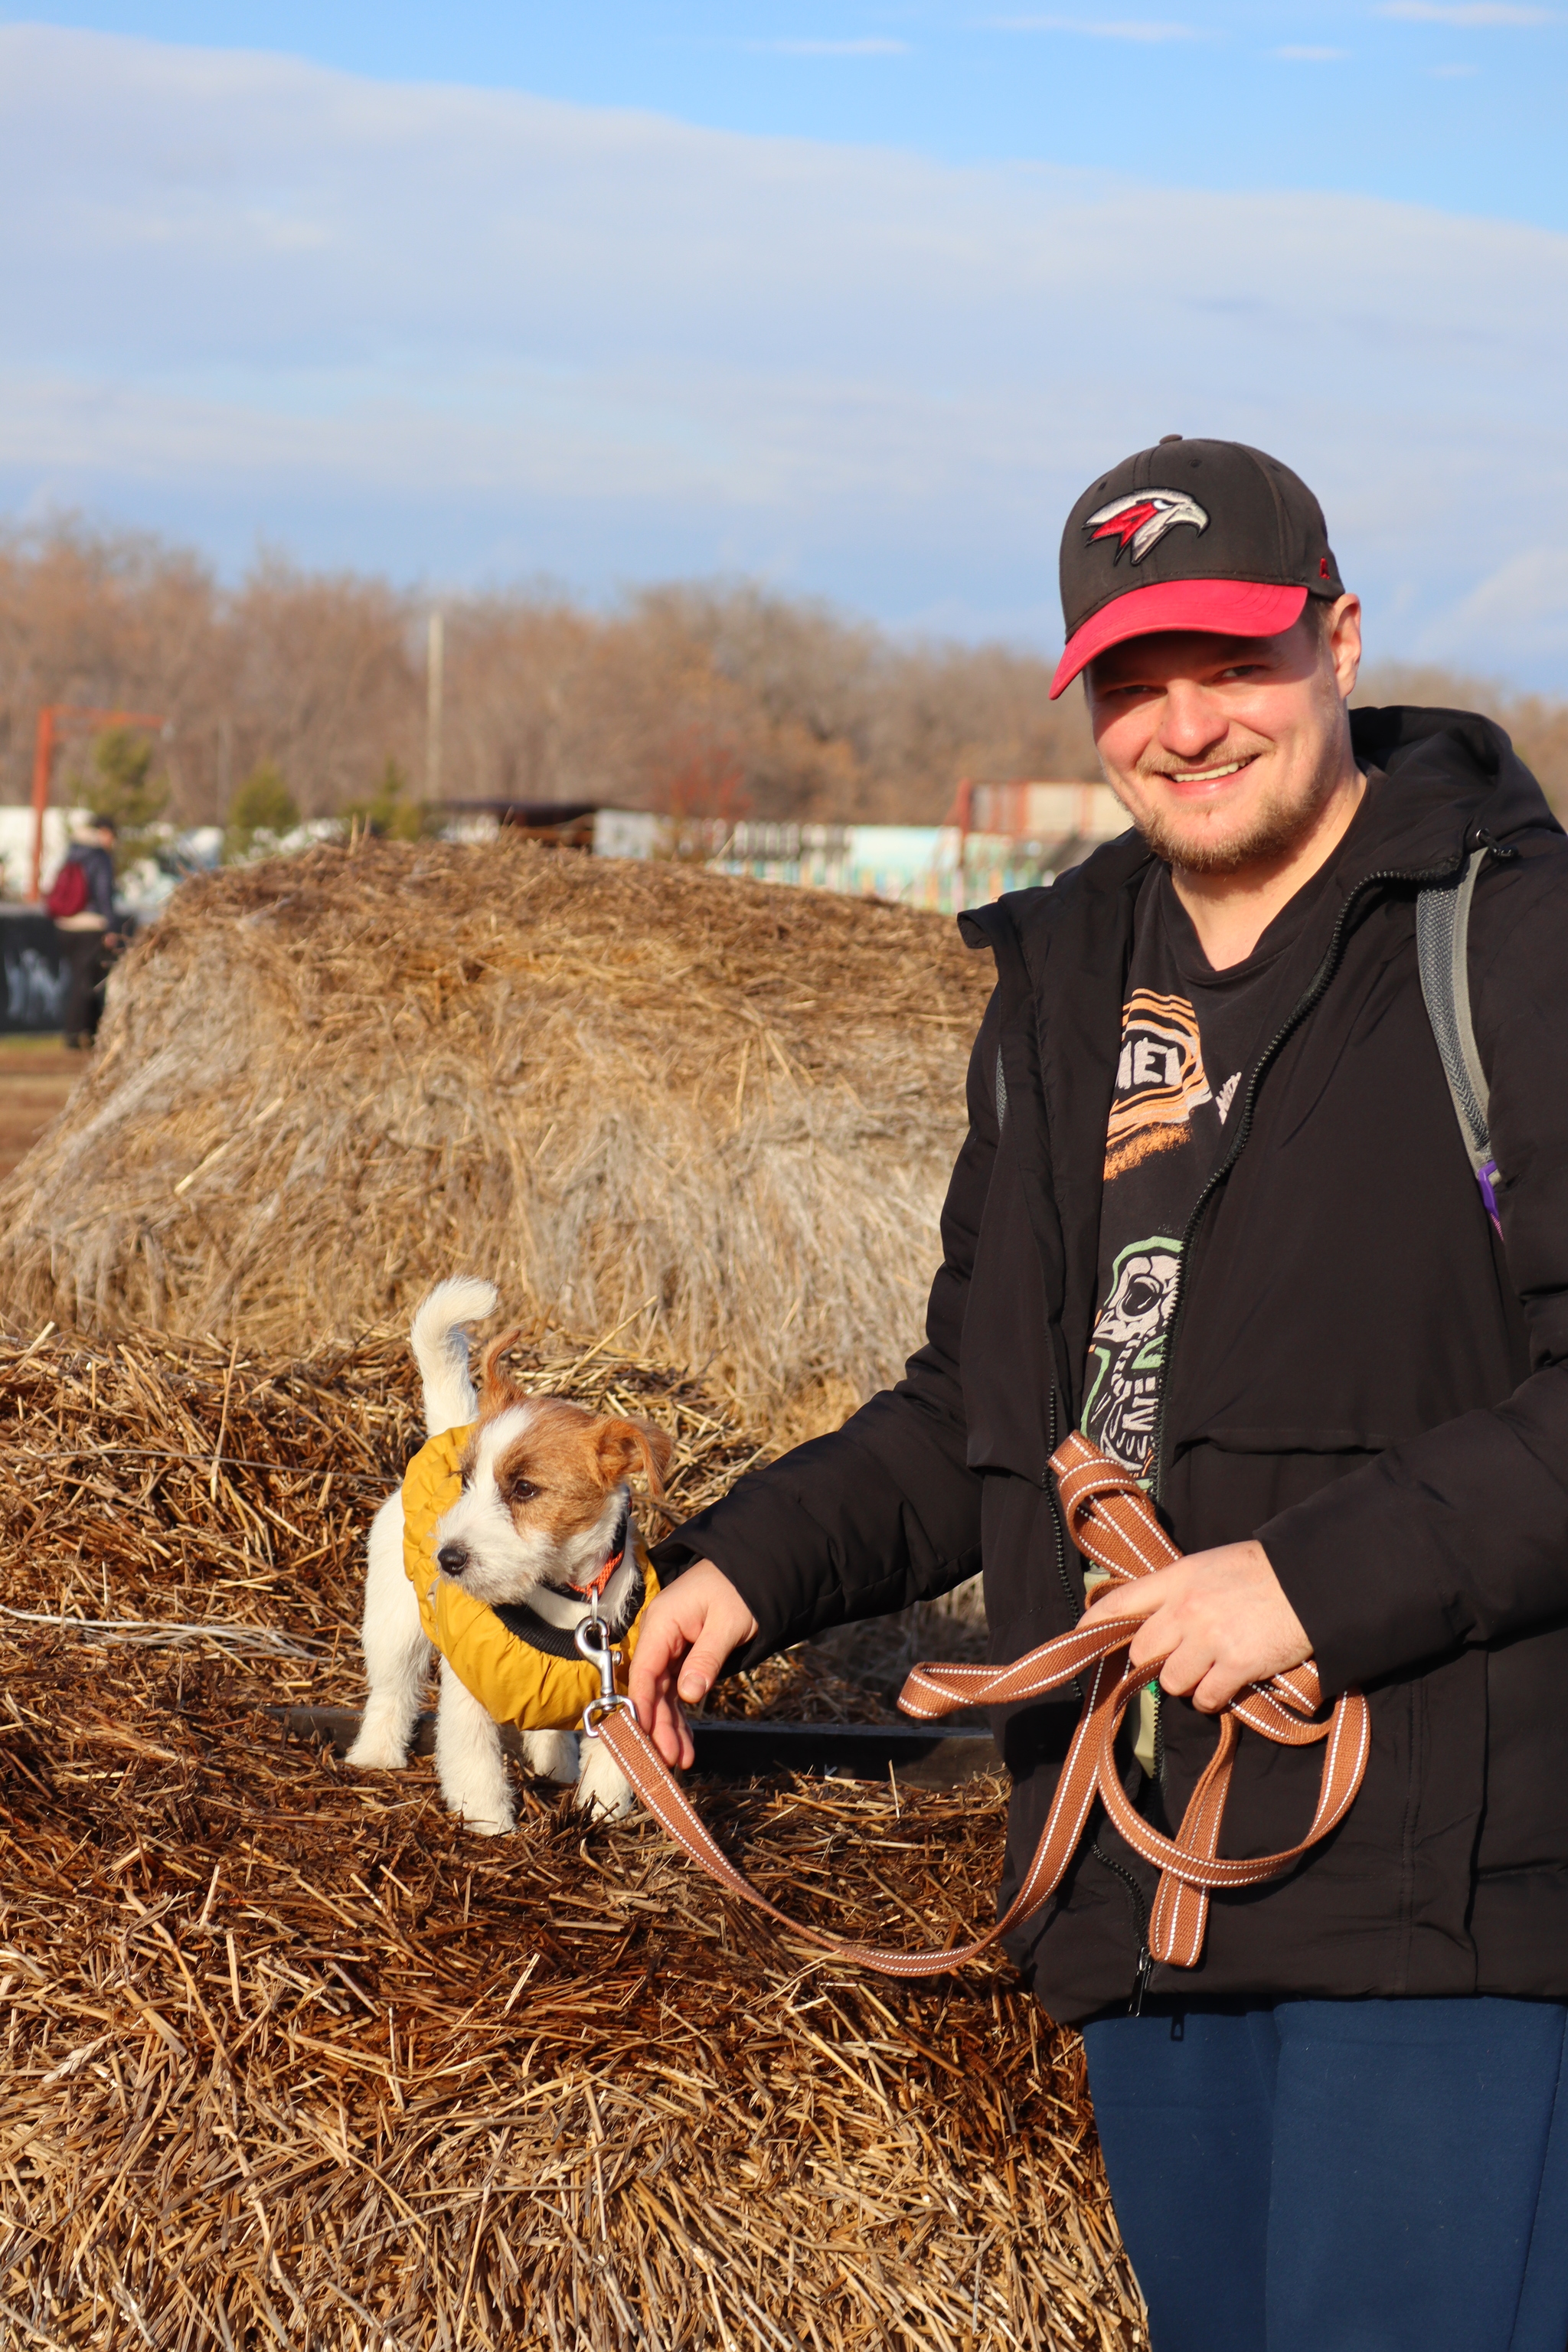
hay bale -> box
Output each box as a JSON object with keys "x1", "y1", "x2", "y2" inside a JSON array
[
  {"x1": 0, "y1": 1326, "x2": 1145, "y2": 2348},
  {"x1": 0, "y1": 840, "x2": 992, "y2": 1426}
]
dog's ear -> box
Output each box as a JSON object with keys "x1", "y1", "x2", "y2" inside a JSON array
[
  {"x1": 478, "y1": 1326, "x2": 524, "y2": 1410},
  {"x1": 593, "y1": 1416, "x2": 672, "y2": 1502}
]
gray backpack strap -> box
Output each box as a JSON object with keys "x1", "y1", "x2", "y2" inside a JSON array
[
  {"x1": 1416, "y1": 848, "x2": 1499, "y2": 1225},
  {"x1": 994, "y1": 1044, "x2": 1008, "y2": 1134}
]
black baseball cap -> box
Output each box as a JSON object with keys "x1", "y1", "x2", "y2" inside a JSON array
[{"x1": 1050, "y1": 436, "x2": 1344, "y2": 698}]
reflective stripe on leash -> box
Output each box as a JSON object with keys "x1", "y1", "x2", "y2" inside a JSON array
[{"x1": 589, "y1": 1432, "x2": 1370, "y2": 1978}]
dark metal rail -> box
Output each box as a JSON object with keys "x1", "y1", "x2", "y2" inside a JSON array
[{"x1": 267, "y1": 1706, "x2": 999, "y2": 1791}]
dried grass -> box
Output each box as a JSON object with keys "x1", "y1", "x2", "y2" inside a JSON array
[
  {"x1": 0, "y1": 840, "x2": 993, "y2": 1428},
  {"x1": 0, "y1": 1324, "x2": 1145, "y2": 2348}
]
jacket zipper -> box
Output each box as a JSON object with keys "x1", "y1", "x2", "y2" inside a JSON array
[
  {"x1": 1045, "y1": 1389, "x2": 1079, "y2": 1619},
  {"x1": 1148, "y1": 854, "x2": 1462, "y2": 1503},
  {"x1": 1090, "y1": 1839, "x2": 1153, "y2": 2012}
]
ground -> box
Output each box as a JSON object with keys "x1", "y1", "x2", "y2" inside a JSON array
[
  {"x1": 0, "y1": 1033, "x2": 80, "y2": 1181},
  {"x1": 0, "y1": 1326, "x2": 1145, "y2": 2348}
]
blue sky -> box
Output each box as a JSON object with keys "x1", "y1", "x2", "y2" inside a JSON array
[
  {"x1": 2, "y1": 7, "x2": 1566, "y2": 681},
  {"x1": 9, "y1": 4, "x2": 1566, "y2": 228}
]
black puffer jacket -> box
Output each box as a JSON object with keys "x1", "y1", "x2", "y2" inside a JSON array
[
  {"x1": 58, "y1": 841, "x2": 116, "y2": 924},
  {"x1": 655, "y1": 710, "x2": 1568, "y2": 2025}
]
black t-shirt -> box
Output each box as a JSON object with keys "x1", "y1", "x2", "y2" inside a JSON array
[{"x1": 1082, "y1": 861, "x2": 1333, "y2": 1480}]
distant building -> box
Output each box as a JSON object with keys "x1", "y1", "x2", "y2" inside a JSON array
[
  {"x1": 949, "y1": 777, "x2": 1125, "y2": 847},
  {"x1": 593, "y1": 779, "x2": 1125, "y2": 914},
  {"x1": 0, "y1": 805, "x2": 84, "y2": 903}
]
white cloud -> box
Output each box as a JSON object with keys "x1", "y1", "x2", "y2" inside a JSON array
[
  {"x1": 1378, "y1": 4, "x2": 1552, "y2": 24},
  {"x1": 745, "y1": 37, "x2": 910, "y2": 54},
  {"x1": 0, "y1": 26, "x2": 1564, "y2": 678},
  {"x1": 988, "y1": 17, "x2": 1205, "y2": 39},
  {"x1": 1275, "y1": 45, "x2": 1351, "y2": 58},
  {"x1": 1451, "y1": 547, "x2": 1568, "y2": 663}
]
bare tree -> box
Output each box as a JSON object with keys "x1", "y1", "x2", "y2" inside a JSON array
[{"x1": 0, "y1": 521, "x2": 1561, "y2": 835}]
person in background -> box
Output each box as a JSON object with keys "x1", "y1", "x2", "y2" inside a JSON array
[{"x1": 48, "y1": 815, "x2": 121, "y2": 1048}]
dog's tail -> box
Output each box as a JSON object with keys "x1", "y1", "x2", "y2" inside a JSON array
[{"x1": 410, "y1": 1277, "x2": 500, "y2": 1434}]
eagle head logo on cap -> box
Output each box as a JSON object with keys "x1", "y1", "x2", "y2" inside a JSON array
[{"x1": 1086, "y1": 488, "x2": 1210, "y2": 566}]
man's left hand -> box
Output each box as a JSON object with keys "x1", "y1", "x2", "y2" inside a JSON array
[{"x1": 1080, "y1": 1540, "x2": 1311, "y2": 1713}]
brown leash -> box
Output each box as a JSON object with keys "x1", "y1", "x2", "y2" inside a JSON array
[{"x1": 589, "y1": 1432, "x2": 1370, "y2": 1977}]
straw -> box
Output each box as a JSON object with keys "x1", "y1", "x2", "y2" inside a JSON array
[
  {"x1": 0, "y1": 839, "x2": 994, "y2": 1432},
  {"x1": 0, "y1": 1323, "x2": 1144, "y2": 2347}
]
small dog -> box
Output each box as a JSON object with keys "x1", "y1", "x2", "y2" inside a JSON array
[{"x1": 347, "y1": 1277, "x2": 672, "y2": 1832}]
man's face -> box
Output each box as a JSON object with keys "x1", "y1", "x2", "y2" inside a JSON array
[{"x1": 1086, "y1": 595, "x2": 1362, "y2": 876}]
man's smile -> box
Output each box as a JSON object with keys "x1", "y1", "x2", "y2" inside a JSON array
[{"x1": 1149, "y1": 754, "x2": 1259, "y2": 788}]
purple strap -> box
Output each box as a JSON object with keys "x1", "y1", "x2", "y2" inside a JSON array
[{"x1": 1478, "y1": 1157, "x2": 1501, "y2": 1236}]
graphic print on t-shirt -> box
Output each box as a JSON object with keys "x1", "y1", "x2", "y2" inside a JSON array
[
  {"x1": 1083, "y1": 1236, "x2": 1183, "y2": 1476},
  {"x1": 1086, "y1": 978, "x2": 1238, "y2": 1478},
  {"x1": 1083, "y1": 866, "x2": 1296, "y2": 1481},
  {"x1": 1105, "y1": 990, "x2": 1214, "y2": 1180}
]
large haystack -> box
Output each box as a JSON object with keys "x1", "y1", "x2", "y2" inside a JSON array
[
  {"x1": 0, "y1": 1325, "x2": 1145, "y2": 2348},
  {"x1": 0, "y1": 841, "x2": 992, "y2": 1424}
]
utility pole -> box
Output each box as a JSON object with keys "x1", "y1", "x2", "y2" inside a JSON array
[{"x1": 426, "y1": 611, "x2": 444, "y2": 803}]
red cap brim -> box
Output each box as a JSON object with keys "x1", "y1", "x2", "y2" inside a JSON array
[{"x1": 1049, "y1": 580, "x2": 1309, "y2": 699}]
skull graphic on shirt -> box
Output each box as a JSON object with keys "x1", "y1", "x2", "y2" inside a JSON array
[{"x1": 1083, "y1": 1238, "x2": 1183, "y2": 1478}]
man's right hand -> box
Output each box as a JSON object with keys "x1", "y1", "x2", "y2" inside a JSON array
[{"x1": 627, "y1": 1562, "x2": 759, "y2": 1768}]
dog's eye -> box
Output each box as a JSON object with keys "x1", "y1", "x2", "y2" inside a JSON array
[{"x1": 505, "y1": 1478, "x2": 537, "y2": 1504}]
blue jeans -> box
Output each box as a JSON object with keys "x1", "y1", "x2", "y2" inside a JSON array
[{"x1": 1081, "y1": 1997, "x2": 1568, "y2": 2352}]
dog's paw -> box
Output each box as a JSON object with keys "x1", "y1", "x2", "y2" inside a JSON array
[
  {"x1": 453, "y1": 1798, "x2": 516, "y2": 1837},
  {"x1": 518, "y1": 1727, "x2": 580, "y2": 1786},
  {"x1": 456, "y1": 1806, "x2": 517, "y2": 1844},
  {"x1": 345, "y1": 1725, "x2": 410, "y2": 1770},
  {"x1": 575, "y1": 1739, "x2": 636, "y2": 1822},
  {"x1": 438, "y1": 1759, "x2": 517, "y2": 1834}
]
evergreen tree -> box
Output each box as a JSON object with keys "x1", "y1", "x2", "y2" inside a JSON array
[
  {"x1": 75, "y1": 727, "x2": 169, "y2": 871},
  {"x1": 345, "y1": 756, "x2": 426, "y2": 841}
]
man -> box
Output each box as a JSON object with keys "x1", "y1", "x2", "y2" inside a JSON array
[
  {"x1": 49, "y1": 814, "x2": 120, "y2": 1047},
  {"x1": 631, "y1": 439, "x2": 1568, "y2": 2350}
]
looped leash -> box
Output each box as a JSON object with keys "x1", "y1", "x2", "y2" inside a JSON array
[{"x1": 591, "y1": 1432, "x2": 1370, "y2": 1978}]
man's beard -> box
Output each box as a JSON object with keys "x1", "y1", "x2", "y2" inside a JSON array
[{"x1": 1129, "y1": 756, "x2": 1334, "y2": 877}]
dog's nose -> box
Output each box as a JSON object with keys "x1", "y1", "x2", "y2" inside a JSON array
[{"x1": 436, "y1": 1542, "x2": 469, "y2": 1576}]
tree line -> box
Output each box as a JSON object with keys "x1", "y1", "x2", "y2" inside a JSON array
[{"x1": 0, "y1": 521, "x2": 1562, "y2": 832}]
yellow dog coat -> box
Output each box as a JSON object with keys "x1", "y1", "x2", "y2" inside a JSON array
[{"x1": 401, "y1": 1423, "x2": 659, "y2": 1732}]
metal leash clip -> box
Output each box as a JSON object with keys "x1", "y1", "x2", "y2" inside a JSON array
[{"x1": 576, "y1": 1612, "x2": 637, "y2": 1739}]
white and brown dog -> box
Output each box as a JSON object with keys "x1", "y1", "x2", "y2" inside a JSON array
[{"x1": 347, "y1": 1278, "x2": 672, "y2": 1832}]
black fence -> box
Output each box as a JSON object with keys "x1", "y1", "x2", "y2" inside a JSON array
[{"x1": 1, "y1": 911, "x2": 72, "y2": 1033}]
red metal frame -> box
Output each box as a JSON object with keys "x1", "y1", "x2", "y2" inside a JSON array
[{"x1": 28, "y1": 705, "x2": 166, "y2": 903}]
